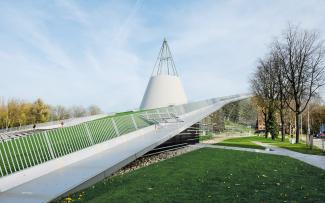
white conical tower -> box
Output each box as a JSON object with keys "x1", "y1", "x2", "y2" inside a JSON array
[{"x1": 140, "y1": 39, "x2": 188, "y2": 110}]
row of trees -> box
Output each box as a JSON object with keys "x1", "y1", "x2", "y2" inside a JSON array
[
  {"x1": 203, "y1": 98, "x2": 257, "y2": 132},
  {"x1": 251, "y1": 25, "x2": 325, "y2": 143},
  {"x1": 0, "y1": 98, "x2": 102, "y2": 129},
  {"x1": 222, "y1": 99, "x2": 257, "y2": 127},
  {"x1": 301, "y1": 101, "x2": 325, "y2": 135}
]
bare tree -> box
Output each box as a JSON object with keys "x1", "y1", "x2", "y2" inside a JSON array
[
  {"x1": 49, "y1": 105, "x2": 71, "y2": 121},
  {"x1": 238, "y1": 99, "x2": 257, "y2": 126},
  {"x1": 71, "y1": 105, "x2": 87, "y2": 118},
  {"x1": 251, "y1": 57, "x2": 279, "y2": 139},
  {"x1": 87, "y1": 105, "x2": 102, "y2": 115},
  {"x1": 274, "y1": 25, "x2": 325, "y2": 143},
  {"x1": 272, "y1": 51, "x2": 289, "y2": 141}
]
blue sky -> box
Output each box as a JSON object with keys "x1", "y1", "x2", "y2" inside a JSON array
[{"x1": 0, "y1": 0, "x2": 324, "y2": 112}]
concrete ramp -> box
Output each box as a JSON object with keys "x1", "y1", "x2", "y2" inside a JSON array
[{"x1": 0, "y1": 95, "x2": 249, "y2": 203}]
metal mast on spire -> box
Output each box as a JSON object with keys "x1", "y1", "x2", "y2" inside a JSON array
[{"x1": 152, "y1": 38, "x2": 179, "y2": 77}]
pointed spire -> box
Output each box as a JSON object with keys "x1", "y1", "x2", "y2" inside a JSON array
[{"x1": 152, "y1": 38, "x2": 179, "y2": 76}]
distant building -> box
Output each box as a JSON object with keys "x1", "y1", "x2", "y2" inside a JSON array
[
  {"x1": 255, "y1": 109, "x2": 289, "y2": 134},
  {"x1": 255, "y1": 111, "x2": 266, "y2": 131}
]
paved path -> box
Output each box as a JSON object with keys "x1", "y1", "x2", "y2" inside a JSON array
[
  {"x1": 198, "y1": 143, "x2": 325, "y2": 170},
  {"x1": 253, "y1": 141, "x2": 325, "y2": 170}
]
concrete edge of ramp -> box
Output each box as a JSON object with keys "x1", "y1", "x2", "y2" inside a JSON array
[
  {"x1": 0, "y1": 96, "x2": 249, "y2": 203},
  {"x1": 0, "y1": 126, "x2": 155, "y2": 192},
  {"x1": 53, "y1": 105, "x2": 220, "y2": 201}
]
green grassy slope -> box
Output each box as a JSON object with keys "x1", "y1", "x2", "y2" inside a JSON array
[
  {"x1": 0, "y1": 114, "x2": 153, "y2": 177},
  {"x1": 62, "y1": 148, "x2": 325, "y2": 203},
  {"x1": 215, "y1": 136, "x2": 266, "y2": 149}
]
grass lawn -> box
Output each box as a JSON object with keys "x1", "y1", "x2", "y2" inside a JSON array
[
  {"x1": 272, "y1": 139, "x2": 325, "y2": 155},
  {"x1": 215, "y1": 136, "x2": 325, "y2": 155},
  {"x1": 199, "y1": 132, "x2": 214, "y2": 142},
  {"x1": 61, "y1": 148, "x2": 325, "y2": 203},
  {"x1": 215, "y1": 136, "x2": 266, "y2": 149}
]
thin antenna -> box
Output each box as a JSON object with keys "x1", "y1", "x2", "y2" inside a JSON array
[{"x1": 152, "y1": 38, "x2": 179, "y2": 77}]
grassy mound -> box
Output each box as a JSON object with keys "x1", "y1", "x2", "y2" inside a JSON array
[
  {"x1": 215, "y1": 136, "x2": 266, "y2": 149},
  {"x1": 63, "y1": 148, "x2": 325, "y2": 202}
]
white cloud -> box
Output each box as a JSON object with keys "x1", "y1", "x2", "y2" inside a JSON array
[{"x1": 0, "y1": 0, "x2": 324, "y2": 111}]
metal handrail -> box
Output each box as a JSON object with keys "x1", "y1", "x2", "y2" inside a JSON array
[
  {"x1": 0, "y1": 114, "x2": 107, "y2": 134},
  {"x1": 0, "y1": 93, "x2": 249, "y2": 178}
]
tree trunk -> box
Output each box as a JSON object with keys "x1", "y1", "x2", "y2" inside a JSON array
[
  {"x1": 267, "y1": 106, "x2": 277, "y2": 140},
  {"x1": 295, "y1": 112, "x2": 300, "y2": 143},
  {"x1": 289, "y1": 121, "x2": 292, "y2": 136},
  {"x1": 264, "y1": 113, "x2": 268, "y2": 138},
  {"x1": 280, "y1": 113, "x2": 285, "y2": 142},
  {"x1": 269, "y1": 111, "x2": 275, "y2": 140}
]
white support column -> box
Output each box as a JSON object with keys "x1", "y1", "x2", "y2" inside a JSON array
[
  {"x1": 77, "y1": 125, "x2": 89, "y2": 148},
  {"x1": 13, "y1": 139, "x2": 25, "y2": 169},
  {"x1": 68, "y1": 127, "x2": 79, "y2": 152},
  {"x1": 65, "y1": 128, "x2": 73, "y2": 152},
  {"x1": 131, "y1": 115, "x2": 138, "y2": 130},
  {"x1": 7, "y1": 141, "x2": 17, "y2": 172},
  {"x1": 39, "y1": 134, "x2": 51, "y2": 160},
  {"x1": 81, "y1": 125, "x2": 92, "y2": 146},
  {"x1": 63, "y1": 128, "x2": 73, "y2": 154},
  {"x1": 27, "y1": 136, "x2": 38, "y2": 165},
  {"x1": 69, "y1": 127, "x2": 81, "y2": 151},
  {"x1": 0, "y1": 151, "x2": 3, "y2": 176},
  {"x1": 30, "y1": 136, "x2": 42, "y2": 164},
  {"x1": 66, "y1": 127, "x2": 76, "y2": 150},
  {"x1": 166, "y1": 108, "x2": 171, "y2": 117},
  {"x1": 95, "y1": 121, "x2": 104, "y2": 143},
  {"x1": 156, "y1": 109, "x2": 162, "y2": 120},
  {"x1": 35, "y1": 134, "x2": 45, "y2": 162},
  {"x1": 111, "y1": 118, "x2": 120, "y2": 136},
  {"x1": 59, "y1": 128, "x2": 69, "y2": 155},
  {"x1": 84, "y1": 123, "x2": 94, "y2": 145},
  {"x1": 94, "y1": 121, "x2": 103, "y2": 143},
  {"x1": 9, "y1": 140, "x2": 20, "y2": 171},
  {"x1": 172, "y1": 106, "x2": 177, "y2": 116},
  {"x1": 21, "y1": 136, "x2": 32, "y2": 166},
  {"x1": 63, "y1": 128, "x2": 74, "y2": 154},
  {"x1": 102, "y1": 119, "x2": 112, "y2": 141},
  {"x1": 17, "y1": 138, "x2": 28, "y2": 168},
  {"x1": 0, "y1": 142, "x2": 7, "y2": 175},
  {"x1": 44, "y1": 131, "x2": 55, "y2": 159},
  {"x1": 88, "y1": 122, "x2": 99, "y2": 144},
  {"x1": 2, "y1": 141, "x2": 13, "y2": 173},
  {"x1": 51, "y1": 130, "x2": 64, "y2": 156}
]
